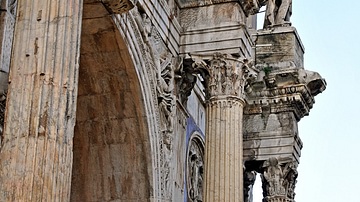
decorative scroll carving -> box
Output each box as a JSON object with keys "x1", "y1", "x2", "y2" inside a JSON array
[
  {"x1": 102, "y1": 0, "x2": 135, "y2": 14},
  {"x1": 186, "y1": 134, "x2": 204, "y2": 202},
  {"x1": 261, "y1": 158, "x2": 298, "y2": 202},
  {"x1": 264, "y1": 0, "x2": 292, "y2": 28}
]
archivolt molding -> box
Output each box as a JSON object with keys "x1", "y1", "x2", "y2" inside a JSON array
[
  {"x1": 111, "y1": 12, "x2": 161, "y2": 202},
  {"x1": 112, "y1": 4, "x2": 181, "y2": 199}
]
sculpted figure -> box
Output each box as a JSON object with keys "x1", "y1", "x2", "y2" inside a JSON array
[
  {"x1": 264, "y1": 0, "x2": 292, "y2": 28},
  {"x1": 157, "y1": 63, "x2": 174, "y2": 133},
  {"x1": 262, "y1": 157, "x2": 286, "y2": 196}
]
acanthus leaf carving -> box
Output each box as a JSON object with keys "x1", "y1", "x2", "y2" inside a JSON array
[
  {"x1": 261, "y1": 158, "x2": 298, "y2": 202},
  {"x1": 190, "y1": 53, "x2": 258, "y2": 101}
]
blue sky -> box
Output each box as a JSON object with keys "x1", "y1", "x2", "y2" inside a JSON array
[{"x1": 253, "y1": 1, "x2": 360, "y2": 201}]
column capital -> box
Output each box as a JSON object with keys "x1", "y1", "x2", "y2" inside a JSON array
[
  {"x1": 185, "y1": 53, "x2": 258, "y2": 102},
  {"x1": 261, "y1": 157, "x2": 298, "y2": 202}
]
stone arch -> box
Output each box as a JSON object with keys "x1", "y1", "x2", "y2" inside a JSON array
[{"x1": 70, "y1": 2, "x2": 161, "y2": 201}]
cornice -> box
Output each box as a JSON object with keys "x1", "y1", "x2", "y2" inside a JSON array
[{"x1": 244, "y1": 68, "x2": 326, "y2": 120}]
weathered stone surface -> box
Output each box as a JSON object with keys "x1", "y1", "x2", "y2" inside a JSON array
[
  {"x1": 179, "y1": 2, "x2": 252, "y2": 57},
  {"x1": 0, "y1": 1, "x2": 327, "y2": 201},
  {"x1": 187, "y1": 53, "x2": 257, "y2": 202},
  {"x1": 243, "y1": 112, "x2": 302, "y2": 163},
  {"x1": 0, "y1": 0, "x2": 83, "y2": 201},
  {"x1": 243, "y1": 25, "x2": 326, "y2": 202},
  {"x1": 70, "y1": 2, "x2": 151, "y2": 201},
  {"x1": 205, "y1": 98, "x2": 244, "y2": 201},
  {"x1": 256, "y1": 26, "x2": 304, "y2": 70}
]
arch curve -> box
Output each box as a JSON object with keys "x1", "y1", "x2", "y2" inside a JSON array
[{"x1": 71, "y1": 2, "x2": 161, "y2": 201}]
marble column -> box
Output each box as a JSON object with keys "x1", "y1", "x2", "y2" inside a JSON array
[
  {"x1": 0, "y1": 0, "x2": 83, "y2": 201},
  {"x1": 194, "y1": 53, "x2": 256, "y2": 201}
]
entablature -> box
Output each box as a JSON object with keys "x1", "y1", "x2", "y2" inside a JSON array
[{"x1": 245, "y1": 68, "x2": 326, "y2": 120}]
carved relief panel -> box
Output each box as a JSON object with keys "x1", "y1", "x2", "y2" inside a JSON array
[{"x1": 186, "y1": 133, "x2": 204, "y2": 202}]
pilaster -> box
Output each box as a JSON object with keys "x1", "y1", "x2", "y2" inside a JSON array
[{"x1": 0, "y1": 0, "x2": 83, "y2": 201}]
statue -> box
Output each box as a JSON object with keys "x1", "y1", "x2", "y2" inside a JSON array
[{"x1": 263, "y1": 0, "x2": 292, "y2": 28}]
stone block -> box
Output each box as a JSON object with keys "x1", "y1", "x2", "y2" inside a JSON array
[
  {"x1": 255, "y1": 26, "x2": 305, "y2": 70},
  {"x1": 179, "y1": 2, "x2": 252, "y2": 57},
  {"x1": 243, "y1": 112, "x2": 302, "y2": 163}
]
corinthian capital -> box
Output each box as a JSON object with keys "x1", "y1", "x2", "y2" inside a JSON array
[
  {"x1": 261, "y1": 158, "x2": 298, "y2": 202},
  {"x1": 191, "y1": 53, "x2": 257, "y2": 101}
]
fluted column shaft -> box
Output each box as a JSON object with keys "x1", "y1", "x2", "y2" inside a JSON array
[
  {"x1": 0, "y1": 0, "x2": 83, "y2": 201},
  {"x1": 196, "y1": 53, "x2": 255, "y2": 202},
  {"x1": 204, "y1": 97, "x2": 244, "y2": 201}
]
